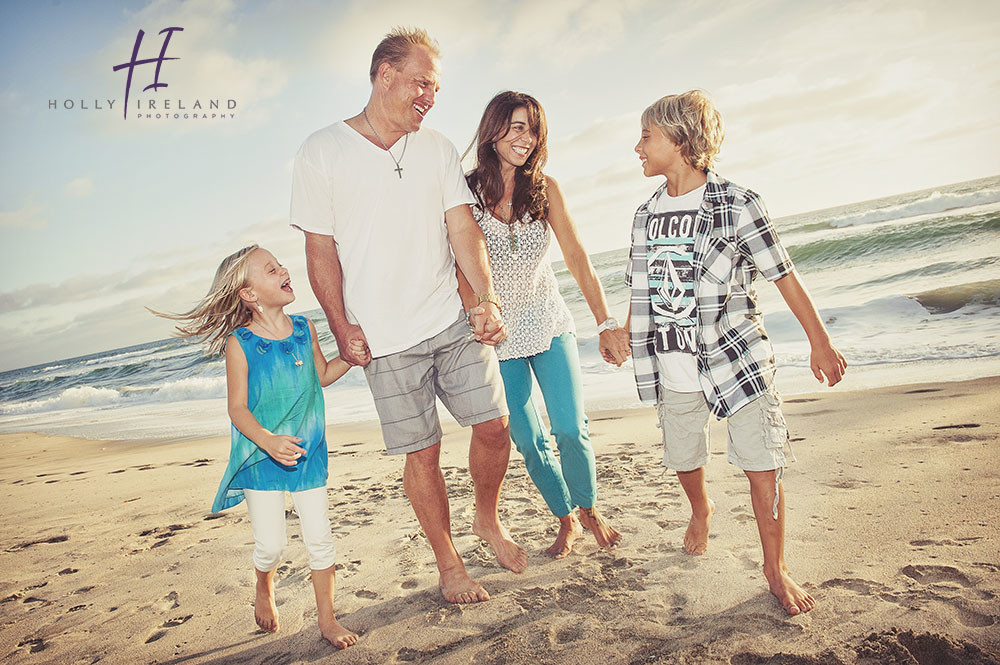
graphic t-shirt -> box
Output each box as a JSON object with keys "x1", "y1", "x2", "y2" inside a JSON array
[{"x1": 647, "y1": 184, "x2": 706, "y2": 393}]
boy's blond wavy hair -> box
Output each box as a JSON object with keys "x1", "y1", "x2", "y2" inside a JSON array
[
  {"x1": 641, "y1": 90, "x2": 725, "y2": 171},
  {"x1": 150, "y1": 244, "x2": 259, "y2": 356}
]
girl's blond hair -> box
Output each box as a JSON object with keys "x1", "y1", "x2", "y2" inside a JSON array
[
  {"x1": 641, "y1": 90, "x2": 725, "y2": 171},
  {"x1": 150, "y1": 244, "x2": 260, "y2": 356}
]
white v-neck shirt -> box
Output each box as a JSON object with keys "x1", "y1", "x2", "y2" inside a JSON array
[{"x1": 290, "y1": 122, "x2": 475, "y2": 357}]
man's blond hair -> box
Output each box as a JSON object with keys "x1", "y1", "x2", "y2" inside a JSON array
[{"x1": 369, "y1": 27, "x2": 440, "y2": 82}]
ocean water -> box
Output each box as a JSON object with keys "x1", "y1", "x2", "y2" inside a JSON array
[{"x1": 2, "y1": 175, "x2": 999, "y2": 440}]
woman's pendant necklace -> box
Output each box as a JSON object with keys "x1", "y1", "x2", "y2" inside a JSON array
[{"x1": 498, "y1": 200, "x2": 517, "y2": 252}]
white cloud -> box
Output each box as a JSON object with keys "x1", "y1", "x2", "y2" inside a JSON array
[
  {"x1": 0, "y1": 201, "x2": 47, "y2": 230},
  {"x1": 500, "y1": 0, "x2": 650, "y2": 70},
  {"x1": 63, "y1": 177, "x2": 94, "y2": 198}
]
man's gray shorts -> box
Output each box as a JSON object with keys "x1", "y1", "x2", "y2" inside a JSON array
[{"x1": 363, "y1": 312, "x2": 508, "y2": 455}]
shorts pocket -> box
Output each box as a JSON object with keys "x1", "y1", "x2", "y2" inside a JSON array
[{"x1": 761, "y1": 390, "x2": 788, "y2": 449}]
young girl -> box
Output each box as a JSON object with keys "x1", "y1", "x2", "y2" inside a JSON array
[{"x1": 154, "y1": 244, "x2": 360, "y2": 649}]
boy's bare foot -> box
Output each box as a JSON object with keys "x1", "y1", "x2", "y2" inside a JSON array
[
  {"x1": 683, "y1": 498, "x2": 715, "y2": 555},
  {"x1": 578, "y1": 507, "x2": 622, "y2": 550},
  {"x1": 546, "y1": 513, "x2": 583, "y2": 558},
  {"x1": 472, "y1": 515, "x2": 528, "y2": 573},
  {"x1": 765, "y1": 567, "x2": 815, "y2": 615},
  {"x1": 319, "y1": 616, "x2": 358, "y2": 649},
  {"x1": 254, "y1": 578, "x2": 279, "y2": 632},
  {"x1": 439, "y1": 565, "x2": 490, "y2": 603}
]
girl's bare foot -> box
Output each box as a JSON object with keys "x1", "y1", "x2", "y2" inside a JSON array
[
  {"x1": 683, "y1": 498, "x2": 715, "y2": 555},
  {"x1": 319, "y1": 616, "x2": 358, "y2": 649},
  {"x1": 546, "y1": 512, "x2": 583, "y2": 558},
  {"x1": 578, "y1": 506, "x2": 622, "y2": 550},
  {"x1": 765, "y1": 566, "x2": 815, "y2": 615},
  {"x1": 254, "y1": 571, "x2": 279, "y2": 632}
]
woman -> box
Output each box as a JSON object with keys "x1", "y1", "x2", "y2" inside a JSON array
[{"x1": 460, "y1": 91, "x2": 630, "y2": 558}]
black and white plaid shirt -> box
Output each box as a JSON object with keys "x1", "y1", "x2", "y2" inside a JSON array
[{"x1": 626, "y1": 171, "x2": 795, "y2": 418}]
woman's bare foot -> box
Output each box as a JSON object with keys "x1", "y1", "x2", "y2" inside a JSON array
[
  {"x1": 319, "y1": 616, "x2": 358, "y2": 649},
  {"x1": 578, "y1": 506, "x2": 622, "y2": 550},
  {"x1": 254, "y1": 571, "x2": 279, "y2": 632},
  {"x1": 546, "y1": 513, "x2": 583, "y2": 558},
  {"x1": 438, "y1": 564, "x2": 490, "y2": 604},
  {"x1": 765, "y1": 566, "x2": 815, "y2": 615},
  {"x1": 683, "y1": 498, "x2": 715, "y2": 555},
  {"x1": 472, "y1": 515, "x2": 528, "y2": 573}
]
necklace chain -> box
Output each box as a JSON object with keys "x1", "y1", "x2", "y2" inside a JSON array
[
  {"x1": 496, "y1": 199, "x2": 517, "y2": 253},
  {"x1": 253, "y1": 314, "x2": 303, "y2": 366},
  {"x1": 363, "y1": 107, "x2": 408, "y2": 179}
]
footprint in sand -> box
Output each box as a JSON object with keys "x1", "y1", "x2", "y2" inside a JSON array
[
  {"x1": 900, "y1": 565, "x2": 997, "y2": 627},
  {"x1": 17, "y1": 638, "x2": 47, "y2": 654},
  {"x1": 901, "y1": 564, "x2": 972, "y2": 586},
  {"x1": 6, "y1": 534, "x2": 68, "y2": 553},
  {"x1": 856, "y1": 628, "x2": 996, "y2": 665},
  {"x1": 156, "y1": 591, "x2": 180, "y2": 611}
]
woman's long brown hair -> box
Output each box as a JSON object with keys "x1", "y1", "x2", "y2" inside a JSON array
[{"x1": 465, "y1": 91, "x2": 549, "y2": 224}]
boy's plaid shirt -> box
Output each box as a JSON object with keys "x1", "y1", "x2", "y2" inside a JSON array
[{"x1": 626, "y1": 171, "x2": 795, "y2": 418}]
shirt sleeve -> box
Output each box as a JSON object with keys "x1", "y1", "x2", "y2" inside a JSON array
[
  {"x1": 734, "y1": 190, "x2": 794, "y2": 282},
  {"x1": 440, "y1": 136, "x2": 476, "y2": 212},
  {"x1": 624, "y1": 243, "x2": 634, "y2": 287},
  {"x1": 289, "y1": 142, "x2": 335, "y2": 237}
]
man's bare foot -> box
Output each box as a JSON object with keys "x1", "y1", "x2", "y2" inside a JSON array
[
  {"x1": 319, "y1": 616, "x2": 358, "y2": 649},
  {"x1": 254, "y1": 579, "x2": 279, "y2": 632},
  {"x1": 439, "y1": 565, "x2": 490, "y2": 604},
  {"x1": 578, "y1": 507, "x2": 622, "y2": 550},
  {"x1": 765, "y1": 567, "x2": 815, "y2": 615},
  {"x1": 683, "y1": 498, "x2": 715, "y2": 555},
  {"x1": 472, "y1": 515, "x2": 528, "y2": 573},
  {"x1": 546, "y1": 513, "x2": 583, "y2": 558}
]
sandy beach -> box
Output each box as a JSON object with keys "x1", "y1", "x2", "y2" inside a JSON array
[{"x1": 1, "y1": 376, "x2": 998, "y2": 665}]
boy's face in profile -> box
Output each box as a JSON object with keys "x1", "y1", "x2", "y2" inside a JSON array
[{"x1": 635, "y1": 125, "x2": 685, "y2": 177}]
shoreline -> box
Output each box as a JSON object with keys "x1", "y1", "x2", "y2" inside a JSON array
[
  {"x1": 2, "y1": 376, "x2": 998, "y2": 664},
  {"x1": 5, "y1": 355, "x2": 1000, "y2": 443}
]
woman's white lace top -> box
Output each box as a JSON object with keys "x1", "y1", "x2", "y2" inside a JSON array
[{"x1": 473, "y1": 203, "x2": 575, "y2": 361}]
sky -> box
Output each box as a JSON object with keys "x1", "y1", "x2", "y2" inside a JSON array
[{"x1": 1, "y1": 0, "x2": 999, "y2": 372}]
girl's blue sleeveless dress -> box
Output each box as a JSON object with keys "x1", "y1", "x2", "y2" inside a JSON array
[{"x1": 211, "y1": 315, "x2": 328, "y2": 512}]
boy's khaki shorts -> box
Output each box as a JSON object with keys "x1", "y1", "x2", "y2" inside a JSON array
[{"x1": 656, "y1": 385, "x2": 794, "y2": 472}]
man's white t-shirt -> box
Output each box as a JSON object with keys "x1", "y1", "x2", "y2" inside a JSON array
[
  {"x1": 290, "y1": 122, "x2": 476, "y2": 357},
  {"x1": 648, "y1": 184, "x2": 706, "y2": 393}
]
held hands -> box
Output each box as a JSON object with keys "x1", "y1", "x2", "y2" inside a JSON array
[
  {"x1": 261, "y1": 433, "x2": 307, "y2": 466},
  {"x1": 335, "y1": 323, "x2": 371, "y2": 367},
  {"x1": 811, "y1": 341, "x2": 848, "y2": 387},
  {"x1": 468, "y1": 303, "x2": 507, "y2": 346},
  {"x1": 599, "y1": 327, "x2": 631, "y2": 366}
]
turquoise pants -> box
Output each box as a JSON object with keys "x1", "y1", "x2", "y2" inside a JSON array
[{"x1": 498, "y1": 333, "x2": 597, "y2": 517}]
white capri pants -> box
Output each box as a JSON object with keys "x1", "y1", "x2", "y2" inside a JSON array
[{"x1": 243, "y1": 487, "x2": 336, "y2": 572}]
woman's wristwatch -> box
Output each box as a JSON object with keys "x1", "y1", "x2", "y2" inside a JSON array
[
  {"x1": 476, "y1": 292, "x2": 502, "y2": 311},
  {"x1": 597, "y1": 317, "x2": 619, "y2": 333}
]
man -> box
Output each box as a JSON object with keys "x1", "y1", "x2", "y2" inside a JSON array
[{"x1": 290, "y1": 27, "x2": 526, "y2": 604}]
